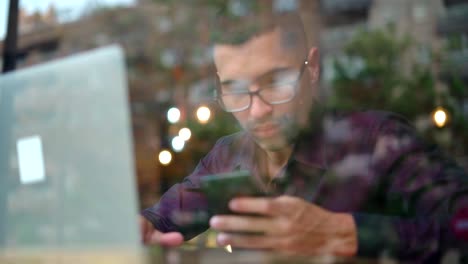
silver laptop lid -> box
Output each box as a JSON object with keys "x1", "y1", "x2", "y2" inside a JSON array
[{"x1": 0, "y1": 45, "x2": 140, "y2": 250}]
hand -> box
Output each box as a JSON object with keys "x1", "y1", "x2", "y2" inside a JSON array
[
  {"x1": 209, "y1": 195, "x2": 357, "y2": 256},
  {"x1": 140, "y1": 216, "x2": 184, "y2": 247}
]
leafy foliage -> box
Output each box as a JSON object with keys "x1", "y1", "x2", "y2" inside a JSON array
[{"x1": 329, "y1": 26, "x2": 468, "y2": 158}]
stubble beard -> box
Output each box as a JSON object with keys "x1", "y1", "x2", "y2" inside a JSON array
[{"x1": 246, "y1": 114, "x2": 300, "y2": 152}]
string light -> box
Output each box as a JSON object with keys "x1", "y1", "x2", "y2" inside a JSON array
[
  {"x1": 196, "y1": 106, "x2": 211, "y2": 124},
  {"x1": 171, "y1": 136, "x2": 185, "y2": 152},
  {"x1": 179, "y1": 127, "x2": 192, "y2": 141},
  {"x1": 167, "y1": 107, "x2": 181, "y2": 124},
  {"x1": 158, "y1": 150, "x2": 172, "y2": 165},
  {"x1": 432, "y1": 107, "x2": 448, "y2": 128}
]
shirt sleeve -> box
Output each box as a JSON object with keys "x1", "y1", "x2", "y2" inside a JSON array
[
  {"x1": 140, "y1": 134, "x2": 241, "y2": 240},
  {"x1": 140, "y1": 160, "x2": 212, "y2": 239},
  {"x1": 354, "y1": 112, "x2": 468, "y2": 261}
]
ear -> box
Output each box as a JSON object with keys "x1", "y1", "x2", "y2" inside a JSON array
[{"x1": 306, "y1": 47, "x2": 320, "y2": 83}]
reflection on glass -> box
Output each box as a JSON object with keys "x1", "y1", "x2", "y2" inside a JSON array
[
  {"x1": 0, "y1": 0, "x2": 9, "y2": 41},
  {"x1": 2, "y1": 0, "x2": 467, "y2": 263}
]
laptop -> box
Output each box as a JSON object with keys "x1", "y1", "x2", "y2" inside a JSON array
[{"x1": 0, "y1": 45, "x2": 141, "y2": 253}]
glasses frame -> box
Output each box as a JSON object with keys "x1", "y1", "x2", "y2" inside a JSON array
[{"x1": 215, "y1": 60, "x2": 309, "y2": 113}]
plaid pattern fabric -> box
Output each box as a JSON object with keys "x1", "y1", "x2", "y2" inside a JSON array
[{"x1": 142, "y1": 110, "x2": 468, "y2": 262}]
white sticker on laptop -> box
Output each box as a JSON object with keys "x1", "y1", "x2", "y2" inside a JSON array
[{"x1": 16, "y1": 135, "x2": 46, "y2": 184}]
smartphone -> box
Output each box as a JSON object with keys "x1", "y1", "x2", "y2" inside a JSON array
[
  {"x1": 199, "y1": 170, "x2": 268, "y2": 215},
  {"x1": 175, "y1": 170, "x2": 267, "y2": 236}
]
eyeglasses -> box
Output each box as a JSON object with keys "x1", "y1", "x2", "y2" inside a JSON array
[{"x1": 215, "y1": 61, "x2": 308, "y2": 113}]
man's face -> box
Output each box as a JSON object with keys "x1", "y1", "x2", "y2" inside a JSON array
[{"x1": 214, "y1": 29, "x2": 316, "y2": 152}]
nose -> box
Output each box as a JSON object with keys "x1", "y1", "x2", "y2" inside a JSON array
[{"x1": 249, "y1": 88, "x2": 273, "y2": 120}]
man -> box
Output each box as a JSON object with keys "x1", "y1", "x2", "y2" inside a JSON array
[{"x1": 141, "y1": 12, "x2": 468, "y2": 262}]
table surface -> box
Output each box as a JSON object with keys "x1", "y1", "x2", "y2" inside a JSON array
[{"x1": 0, "y1": 247, "x2": 386, "y2": 264}]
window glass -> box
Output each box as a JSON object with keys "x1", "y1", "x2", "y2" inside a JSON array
[
  {"x1": 2, "y1": 1, "x2": 467, "y2": 261},
  {"x1": 0, "y1": 0, "x2": 8, "y2": 41}
]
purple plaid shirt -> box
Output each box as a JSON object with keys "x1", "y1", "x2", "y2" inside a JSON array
[{"x1": 142, "y1": 110, "x2": 468, "y2": 262}]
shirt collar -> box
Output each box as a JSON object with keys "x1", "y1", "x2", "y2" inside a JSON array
[
  {"x1": 233, "y1": 127, "x2": 327, "y2": 180},
  {"x1": 291, "y1": 130, "x2": 327, "y2": 170}
]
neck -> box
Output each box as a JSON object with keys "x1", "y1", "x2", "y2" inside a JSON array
[{"x1": 263, "y1": 146, "x2": 293, "y2": 179}]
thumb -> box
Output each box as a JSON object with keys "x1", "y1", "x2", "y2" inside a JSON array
[{"x1": 150, "y1": 231, "x2": 184, "y2": 247}]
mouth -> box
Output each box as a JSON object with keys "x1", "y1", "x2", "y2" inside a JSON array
[{"x1": 252, "y1": 124, "x2": 281, "y2": 139}]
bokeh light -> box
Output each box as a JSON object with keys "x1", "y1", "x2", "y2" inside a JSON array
[
  {"x1": 158, "y1": 150, "x2": 172, "y2": 165},
  {"x1": 225, "y1": 245, "x2": 232, "y2": 253},
  {"x1": 167, "y1": 107, "x2": 181, "y2": 124},
  {"x1": 171, "y1": 136, "x2": 185, "y2": 152},
  {"x1": 196, "y1": 106, "x2": 211, "y2": 124},
  {"x1": 433, "y1": 107, "x2": 448, "y2": 128},
  {"x1": 179, "y1": 127, "x2": 192, "y2": 141}
]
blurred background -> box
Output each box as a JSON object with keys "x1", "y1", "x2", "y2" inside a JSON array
[{"x1": 1, "y1": 0, "x2": 467, "y2": 211}]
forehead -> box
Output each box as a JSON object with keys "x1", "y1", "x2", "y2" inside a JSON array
[{"x1": 214, "y1": 29, "x2": 300, "y2": 81}]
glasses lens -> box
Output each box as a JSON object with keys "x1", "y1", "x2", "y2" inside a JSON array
[
  {"x1": 216, "y1": 68, "x2": 301, "y2": 112},
  {"x1": 220, "y1": 93, "x2": 250, "y2": 112},
  {"x1": 260, "y1": 83, "x2": 296, "y2": 104},
  {"x1": 259, "y1": 69, "x2": 299, "y2": 104}
]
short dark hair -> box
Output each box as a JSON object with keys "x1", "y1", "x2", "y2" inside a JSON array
[
  {"x1": 208, "y1": 11, "x2": 309, "y2": 58},
  {"x1": 208, "y1": 10, "x2": 320, "y2": 102}
]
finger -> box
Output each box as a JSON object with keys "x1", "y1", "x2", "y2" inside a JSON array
[
  {"x1": 229, "y1": 196, "x2": 302, "y2": 216},
  {"x1": 210, "y1": 215, "x2": 280, "y2": 235},
  {"x1": 216, "y1": 232, "x2": 278, "y2": 250},
  {"x1": 228, "y1": 197, "x2": 277, "y2": 216},
  {"x1": 150, "y1": 231, "x2": 184, "y2": 247}
]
